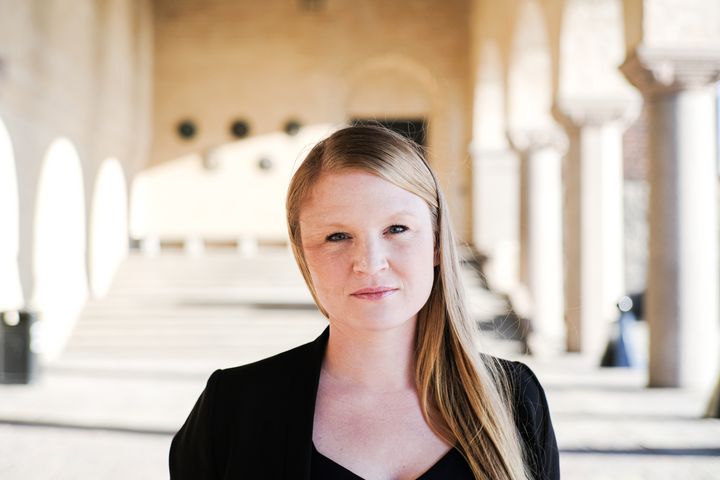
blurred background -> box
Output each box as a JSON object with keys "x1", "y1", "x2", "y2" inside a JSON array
[{"x1": 0, "y1": 0, "x2": 719, "y2": 478}]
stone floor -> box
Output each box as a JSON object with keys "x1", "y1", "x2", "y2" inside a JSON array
[{"x1": 0, "y1": 249, "x2": 718, "y2": 479}]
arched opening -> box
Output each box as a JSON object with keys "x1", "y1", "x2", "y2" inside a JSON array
[
  {"x1": 473, "y1": 40, "x2": 507, "y2": 150},
  {"x1": 32, "y1": 138, "x2": 87, "y2": 359},
  {"x1": 507, "y1": 0, "x2": 554, "y2": 134},
  {"x1": 0, "y1": 116, "x2": 23, "y2": 311},
  {"x1": 506, "y1": 0, "x2": 566, "y2": 346},
  {"x1": 90, "y1": 158, "x2": 128, "y2": 297},
  {"x1": 345, "y1": 55, "x2": 435, "y2": 143},
  {"x1": 471, "y1": 39, "x2": 520, "y2": 293},
  {"x1": 558, "y1": 0, "x2": 629, "y2": 100}
]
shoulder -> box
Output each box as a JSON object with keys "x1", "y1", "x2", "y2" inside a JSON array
[
  {"x1": 490, "y1": 358, "x2": 561, "y2": 480},
  {"x1": 495, "y1": 359, "x2": 550, "y2": 416},
  {"x1": 169, "y1": 332, "x2": 327, "y2": 479},
  {"x1": 213, "y1": 334, "x2": 320, "y2": 393}
]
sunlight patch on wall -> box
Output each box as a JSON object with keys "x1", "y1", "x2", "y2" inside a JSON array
[
  {"x1": 32, "y1": 137, "x2": 87, "y2": 359},
  {"x1": 0, "y1": 117, "x2": 23, "y2": 311},
  {"x1": 90, "y1": 158, "x2": 128, "y2": 297},
  {"x1": 130, "y1": 124, "x2": 336, "y2": 244}
]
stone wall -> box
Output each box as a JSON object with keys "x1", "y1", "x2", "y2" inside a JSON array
[
  {"x1": 0, "y1": 0, "x2": 153, "y2": 356},
  {"x1": 151, "y1": 0, "x2": 473, "y2": 239}
]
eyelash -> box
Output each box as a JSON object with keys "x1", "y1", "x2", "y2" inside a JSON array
[{"x1": 325, "y1": 225, "x2": 408, "y2": 242}]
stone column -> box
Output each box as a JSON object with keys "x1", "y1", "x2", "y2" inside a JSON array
[
  {"x1": 510, "y1": 130, "x2": 567, "y2": 353},
  {"x1": 470, "y1": 145, "x2": 520, "y2": 293},
  {"x1": 621, "y1": 48, "x2": 720, "y2": 389},
  {"x1": 556, "y1": 101, "x2": 634, "y2": 358}
]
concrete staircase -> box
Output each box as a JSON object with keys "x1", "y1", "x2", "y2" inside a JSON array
[
  {"x1": 57, "y1": 248, "x2": 515, "y2": 376},
  {"x1": 58, "y1": 249, "x2": 328, "y2": 375}
]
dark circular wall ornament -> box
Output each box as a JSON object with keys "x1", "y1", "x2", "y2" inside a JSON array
[
  {"x1": 258, "y1": 157, "x2": 273, "y2": 171},
  {"x1": 177, "y1": 120, "x2": 197, "y2": 140},
  {"x1": 230, "y1": 120, "x2": 250, "y2": 139},
  {"x1": 284, "y1": 119, "x2": 302, "y2": 136}
]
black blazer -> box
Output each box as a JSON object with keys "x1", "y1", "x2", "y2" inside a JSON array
[{"x1": 169, "y1": 327, "x2": 560, "y2": 479}]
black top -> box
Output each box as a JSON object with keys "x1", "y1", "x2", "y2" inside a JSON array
[
  {"x1": 311, "y1": 442, "x2": 474, "y2": 479},
  {"x1": 169, "y1": 327, "x2": 560, "y2": 479}
]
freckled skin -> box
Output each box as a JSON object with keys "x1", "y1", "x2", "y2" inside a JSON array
[{"x1": 299, "y1": 170, "x2": 436, "y2": 334}]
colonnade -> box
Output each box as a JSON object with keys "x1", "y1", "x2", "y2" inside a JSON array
[
  {"x1": 621, "y1": 48, "x2": 720, "y2": 389},
  {"x1": 0, "y1": 0, "x2": 152, "y2": 360},
  {"x1": 471, "y1": 0, "x2": 720, "y2": 394},
  {"x1": 0, "y1": 0, "x2": 717, "y2": 399}
]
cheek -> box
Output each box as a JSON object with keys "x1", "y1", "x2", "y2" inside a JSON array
[
  {"x1": 396, "y1": 235, "x2": 435, "y2": 270},
  {"x1": 402, "y1": 237, "x2": 436, "y2": 296},
  {"x1": 305, "y1": 250, "x2": 348, "y2": 296}
]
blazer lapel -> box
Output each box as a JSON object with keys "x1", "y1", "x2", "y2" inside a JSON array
[{"x1": 282, "y1": 326, "x2": 329, "y2": 479}]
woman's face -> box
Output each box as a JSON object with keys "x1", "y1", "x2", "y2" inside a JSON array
[{"x1": 299, "y1": 169, "x2": 436, "y2": 334}]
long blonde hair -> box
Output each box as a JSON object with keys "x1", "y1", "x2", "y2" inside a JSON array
[{"x1": 286, "y1": 125, "x2": 531, "y2": 480}]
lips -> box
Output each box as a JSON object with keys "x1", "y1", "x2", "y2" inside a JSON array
[
  {"x1": 351, "y1": 287, "x2": 397, "y2": 295},
  {"x1": 350, "y1": 286, "x2": 398, "y2": 300}
]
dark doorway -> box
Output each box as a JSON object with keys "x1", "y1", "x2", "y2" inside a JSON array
[{"x1": 350, "y1": 118, "x2": 427, "y2": 148}]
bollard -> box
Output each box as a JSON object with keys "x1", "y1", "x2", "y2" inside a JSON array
[
  {"x1": 600, "y1": 296, "x2": 637, "y2": 368},
  {"x1": 0, "y1": 311, "x2": 37, "y2": 384}
]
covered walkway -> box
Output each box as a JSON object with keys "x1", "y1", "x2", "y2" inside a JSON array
[{"x1": 0, "y1": 250, "x2": 717, "y2": 479}]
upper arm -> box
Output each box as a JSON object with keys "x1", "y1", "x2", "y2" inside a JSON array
[
  {"x1": 511, "y1": 362, "x2": 560, "y2": 480},
  {"x1": 169, "y1": 369, "x2": 223, "y2": 480}
]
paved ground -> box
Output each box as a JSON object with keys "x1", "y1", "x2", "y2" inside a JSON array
[{"x1": 0, "y1": 249, "x2": 718, "y2": 479}]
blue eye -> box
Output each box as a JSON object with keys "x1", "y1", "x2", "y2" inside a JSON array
[
  {"x1": 326, "y1": 226, "x2": 406, "y2": 241},
  {"x1": 326, "y1": 232, "x2": 349, "y2": 242}
]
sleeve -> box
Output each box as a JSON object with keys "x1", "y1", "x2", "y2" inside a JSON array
[
  {"x1": 169, "y1": 369, "x2": 223, "y2": 480},
  {"x1": 511, "y1": 362, "x2": 560, "y2": 480}
]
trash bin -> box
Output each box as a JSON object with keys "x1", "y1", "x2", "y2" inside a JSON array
[{"x1": 0, "y1": 311, "x2": 37, "y2": 384}]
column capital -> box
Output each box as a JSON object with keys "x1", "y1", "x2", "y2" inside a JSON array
[
  {"x1": 507, "y1": 126, "x2": 568, "y2": 155},
  {"x1": 467, "y1": 141, "x2": 513, "y2": 160},
  {"x1": 553, "y1": 96, "x2": 641, "y2": 129},
  {"x1": 620, "y1": 46, "x2": 720, "y2": 95}
]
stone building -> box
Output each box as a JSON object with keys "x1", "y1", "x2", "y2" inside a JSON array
[{"x1": 0, "y1": 0, "x2": 717, "y2": 396}]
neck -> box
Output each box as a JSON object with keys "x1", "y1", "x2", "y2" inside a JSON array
[{"x1": 322, "y1": 319, "x2": 417, "y2": 392}]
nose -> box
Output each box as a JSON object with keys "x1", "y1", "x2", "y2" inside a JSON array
[{"x1": 352, "y1": 239, "x2": 389, "y2": 275}]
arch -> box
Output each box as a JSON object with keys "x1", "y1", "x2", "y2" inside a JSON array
[
  {"x1": 558, "y1": 0, "x2": 630, "y2": 100},
  {"x1": 507, "y1": 0, "x2": 554, "y2": 134},
  {"x1": 0, "y1": 116, "x2": 23, "y2": 311},
  {"x1": 622, "y1": 0, "x2": 643, "y2": 54},
  {"x1": 470, "y1": 37, "x2": 521, "y2": 290},
  {"x1": 32, "y1": 138, "x2": 87, "y2": 359},
  {"x1": 89, "y1": 158, "x2": 128, "y2": 297},
  {"x1": 473, "y1": 38, "x2": 507, "y2": 150},
  {"x1": 345, "y1": 54, "x2": 438, "y2": 118}
]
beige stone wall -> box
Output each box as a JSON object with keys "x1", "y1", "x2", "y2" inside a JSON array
[
  {"x1": 151, "y1": 0, "x2": 473, "y2": 238},
  {"x1": 0, "y1": 0, "x2": 152, "y2": 184},
  {"x1": 0, "y1": 0, "x2": 153, "y2": 355}
]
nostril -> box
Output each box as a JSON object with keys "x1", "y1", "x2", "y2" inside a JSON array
[
  {"x1": 353, "y1": 256, "x2": 388, "y2": 274},
  {"x1": 352, "y1": 241, "x2": 389, "y2": 273}
]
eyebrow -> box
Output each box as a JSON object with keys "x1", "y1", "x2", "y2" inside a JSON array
[{"x1": 300, "y1": 209, "x2": 421, "y2": 227}]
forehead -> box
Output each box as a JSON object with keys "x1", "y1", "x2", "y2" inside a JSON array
[{"x1": 299, "y1": 170, "x2": 429, "y2": 222}]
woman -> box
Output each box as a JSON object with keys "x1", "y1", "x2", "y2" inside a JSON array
[{"x1": 170, "y1": 125, "x2": 559, "y2": 480}]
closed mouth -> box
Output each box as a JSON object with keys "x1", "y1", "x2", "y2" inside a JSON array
[{"x1": 351, "y1": 286, "x2": 397, "y2": 295}]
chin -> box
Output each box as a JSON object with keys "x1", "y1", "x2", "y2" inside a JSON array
[{"x1": 333, "y1": 312, "x2": 419, "y2": 333}]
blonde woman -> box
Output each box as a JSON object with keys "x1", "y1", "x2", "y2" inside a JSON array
[{"x1": 170, "y1": 125, "x2": 559, "y2": 479}]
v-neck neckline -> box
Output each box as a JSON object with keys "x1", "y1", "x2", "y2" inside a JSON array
[{"x1": 310, "y1": 441, "x2": 457, "y2": 480}]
